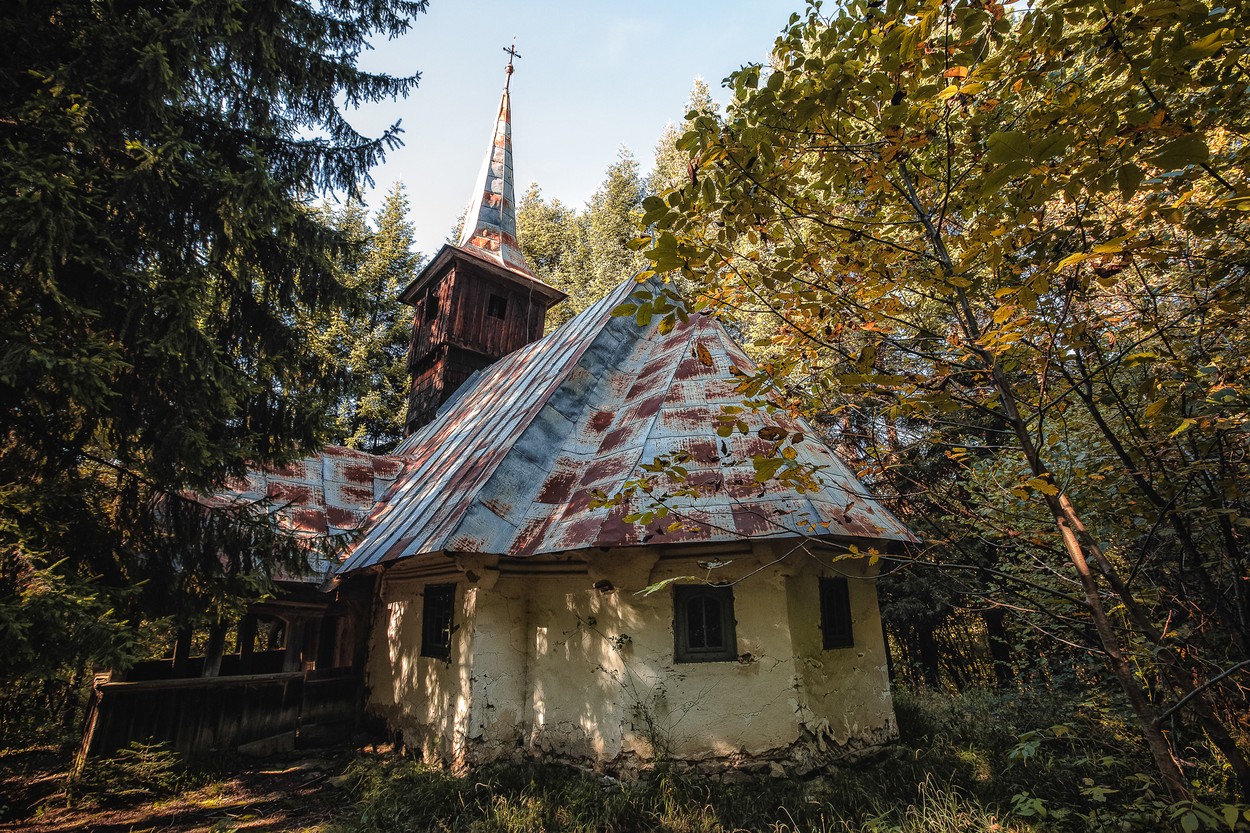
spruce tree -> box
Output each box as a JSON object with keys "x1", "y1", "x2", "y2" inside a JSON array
[
  {"x1": 326, "y1": 184, "x2": 421, "y2": 453},
  {"x1": 0, "y1": 0, "x2": 426, "y2": 688}
]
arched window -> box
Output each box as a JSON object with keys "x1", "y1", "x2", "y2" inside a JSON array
[{"x1": 674, "y1": 585, "x2": 737, "y2": 662}]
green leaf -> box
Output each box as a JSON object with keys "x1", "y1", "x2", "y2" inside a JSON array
[
  {"x1": 1175, "y1": 28, "x2": 1234, "y2": 61},
  {"x1": 1117, "y1": 164, "x2": 1145, "y2": 200},
  {"x1": 1147, "y1": 134, "x2": 1210, "y2": 171},
  {"x1": 986, "y1": 131, "x2": 1031, "y2": 164},
  {"x1": 753, "y1": 457, "x2": 785, "y2": 482},
  {"x1": 1027, "y1": 477, "x2": 1059, "y2": 496}
]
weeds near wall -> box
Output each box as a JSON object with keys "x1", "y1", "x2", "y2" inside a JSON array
[
  {"x1": 570, "y1": 612, "x2": 716, "y2": 764},
  {"x1": 336, "y1": 687, "x2": 1249, "y2": 832}
]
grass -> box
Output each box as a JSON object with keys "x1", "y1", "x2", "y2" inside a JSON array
[
  {"x1": 331, "y1": 687, "x2": 1248, "y2": 833},
  {"x1": 9, "y1": 686, "x2": 1245, "y2": 832}
]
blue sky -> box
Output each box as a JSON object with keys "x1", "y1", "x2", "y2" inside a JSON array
[{"x1": 346, "y1": 0, "x2": 797, "y2": 254}]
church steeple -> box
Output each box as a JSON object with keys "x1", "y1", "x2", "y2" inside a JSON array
[
  {"x1": 456, "y1": 46, "x2": 533, "y2": 276},
  {"x1": 398, "y1": 49, "x2": 565, "y2": 436}
]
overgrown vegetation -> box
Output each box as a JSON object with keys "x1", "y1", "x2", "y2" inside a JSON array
[
  {"x1": 336, "y1": 688, "x2": 1246, "y2": 832},
  {"x1": 631, "y1": 0, "x2": 1250, "y2": 803},
  {"x1": 70, "y1": 741, "x2": 191, "y2": 808}
]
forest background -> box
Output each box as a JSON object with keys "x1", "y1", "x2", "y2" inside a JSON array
[{"x1": 1, "y1": 0, "x2": 1248, "y2": 830}]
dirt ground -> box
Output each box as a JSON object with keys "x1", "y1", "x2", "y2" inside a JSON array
[{"x1": 0, "y1": 746, "x2": 356, "y2": 833}]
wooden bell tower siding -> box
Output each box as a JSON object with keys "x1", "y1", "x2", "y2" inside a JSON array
[
  {"x1": 402, "y1": 245, "x2": 563, "y2": 433},
  {"x1": 402, "y1": 54, "x2": 565, "y2": 434}
]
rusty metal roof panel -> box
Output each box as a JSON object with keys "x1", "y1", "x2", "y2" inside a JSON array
[
  {"x1": 335, "y1": 282, "x2": 636, "y2": 572},
  {"x1": 334, "y1": 276, "x2": 913, "y2": 576},
  {"x1": 200, "y1": 445, "x2": 405, "y2": 579}
]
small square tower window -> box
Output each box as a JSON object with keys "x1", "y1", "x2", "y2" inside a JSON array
[
  {"x1": 819, "y1": 576, "x2": 854, "y2": 649},
  {"x1": 674, "y1": 585, "x2": 737, "y2": 662},
  {"x1": 423, "y1": 283, "x2": 439, "y2": 322},
  {"x1": 420, "y1": 584, "x2": 456, "y2": 660},
  {"x1": 487, "y1": 293, "x2": 507, "y2": 320}
]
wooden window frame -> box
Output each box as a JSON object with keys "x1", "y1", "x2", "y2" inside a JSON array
[
  {"x1": 673, "y1": 584, "x2": 737, "y2": 663},
  {"x1": 819, "y1": 576, "x2": 854, "y2": 650},
  {"x1": 420, "y1": 583, "x2": 456, "y2": 661}
]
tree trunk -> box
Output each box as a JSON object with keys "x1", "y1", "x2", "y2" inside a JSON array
[
  {"x1": 983, "y1": 608, "x2": 1014, "y2": 689},
  {"x1": 918, "y1": 625, "x2": 941, "y2": 690},
  {"x1": 171, "y1": 627, "x2": 192, "y2": 678},
  {"x1": 237, "y1": 614, "x2": 257, "y2": 674},
  {"x1": 202, "y1": 621, "x2": 227, "y2": 678}
]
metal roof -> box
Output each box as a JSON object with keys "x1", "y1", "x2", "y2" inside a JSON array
[
  {"x1": 456, "y1": 78, "x2": 533, "y2": 277},
  {"x1": 335, "y1": 277, "x2": 914, "y2": 575},
  {"x1": 203, "y1": 446, "x2": 404, "y2": 576}
]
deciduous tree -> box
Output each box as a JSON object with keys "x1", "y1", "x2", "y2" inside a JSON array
[{"x1": 637, "y1": 0, "x2": 1250, "y2": 798}]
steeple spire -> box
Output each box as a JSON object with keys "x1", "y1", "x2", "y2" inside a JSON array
[{"x1": 456, "y1": 47, "x2": 533, "y2": 276}]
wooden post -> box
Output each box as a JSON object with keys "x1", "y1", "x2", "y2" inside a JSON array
[
  {"x1": 282, "y1": 618, "x2": 304, "y2": 672},
  {"x1": 316, "y1": 615, "x2": 338, "y2": 670},
  {"x1": 202, "y1": 621, "x2": 227, "y2": 678},
  {"x1": 237, "y1": 614, "x2": 258, "y2": 674},
  {"x1": 172, "y1": 627, "x2": 193, "y2": 678}
]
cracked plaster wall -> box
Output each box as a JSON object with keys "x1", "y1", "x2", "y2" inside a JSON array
[
  {"x1": 366, "y1": 579, "x2": 476, "y2": 768},
  {"x1": 366, "y1": 543, "x2": 895, "y2": 771},
  {"x1": 785, "y1": 557, "x2": 898, "y2": 764}
]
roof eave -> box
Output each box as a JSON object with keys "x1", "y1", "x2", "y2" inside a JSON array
[{"x1": 399, "y1": 243, "x2": 566, "y2": 306}]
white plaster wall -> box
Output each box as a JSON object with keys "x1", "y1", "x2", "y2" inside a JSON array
[
  {"x1": 366, "y1": 546, "x2": 897, "y2": 770},
  {"x1": 466, "y1": 551, "x2": 803, "y2": 766},
  {"x1": 520, "y1": 580, "x2": 632, "y2": 761},
  {"x1": 785, "y1": 555, "x2": 897, "y2": 756},
  {"x1": 608, "y1": 555, "x2": 802, "y2": 762},
  {"x1": 465, "y1": 577, "x2": 529, "y2": 760},
  {"x1": 366, "y1": 578, "x2": 476, "y2": 767}
]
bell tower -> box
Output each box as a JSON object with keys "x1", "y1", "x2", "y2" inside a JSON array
[{"x1": 400, "y1": 48, "x2": 565, "y2": 434}]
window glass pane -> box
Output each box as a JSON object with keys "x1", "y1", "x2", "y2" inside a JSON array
[
  {"x1": 820, "y1": 576, "x2": 854, "y2": 649},
  {"x1": 674, "y1": 585, "x2": 735, "y2": 662},
  {"x1": 421, "y1": 584, "x2": 455, "y2": 660},
  {"x1": 703, "y1": 598, "x2": 723, "y2": 648},
  {"x1": 688, "y1": 596, "x2": 708, "y2": 648},
  {"x1": 487, "y1": 293, "x2": 507, "y2": 319}
]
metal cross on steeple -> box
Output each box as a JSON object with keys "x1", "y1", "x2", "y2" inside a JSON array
[{"x1": 503, "y1": 43, "x2": 521, "y2": 90}]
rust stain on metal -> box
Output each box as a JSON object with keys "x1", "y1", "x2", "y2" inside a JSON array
[
  {"x1": 732, "y1": 504, "x2": 777, "y2": 537},
  {"x1": 673, "y1": 356, "x2": 715, "y2": 381},
  {"x1": 627, "y1": 394, "x2": 665, "y2": 421},
  {"x1": 581, "y1": 454, "x2": 633, "y2": 487},
  {"x1": 536, "y1": 468, "x2": 577, "y2": 504},
  {"x1": 317, "y1": 275, "x2": 913, "y2": 576},
  {"x1": 686, "y1": 471, "x2": 725, "y2": 493},
  {"x1": 341, "y1": 463, "x2": 374, "y2": 485},
  {"x1": 597, "y1": 425, "x2": 639, "y2": 454},
  {"x1": 659, "y1": 406, "x2": 714, "y2": 433},
  {"x1": 290, "y1": 509, "x2": 329, "y2": 535},
  {"x1": 515, "y1": 514, "x2": 556, "y2": 556}
]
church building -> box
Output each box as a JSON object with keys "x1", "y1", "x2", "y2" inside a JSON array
[
  {"x1": 326, "y1": 60, "x2": 915, "y2": 773},
  {"x1": 81, "y1": 58, "x2": 915, "y2": 775}
]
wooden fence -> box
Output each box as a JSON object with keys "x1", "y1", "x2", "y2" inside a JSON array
[{"x1": 75, "y1": 667, "x2": 360, "y2": 767}]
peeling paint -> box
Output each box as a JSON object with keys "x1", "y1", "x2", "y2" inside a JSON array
[{"x1": 367, "y1": 544, "x2": 895, "y2": 772}]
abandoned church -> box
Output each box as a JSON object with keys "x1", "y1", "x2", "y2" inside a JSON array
[{"x1": 79, "y1": 62, "x2": 916, "y2": 775}]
